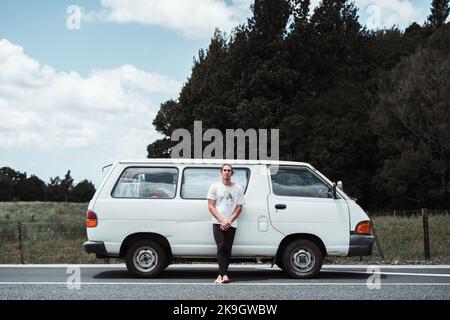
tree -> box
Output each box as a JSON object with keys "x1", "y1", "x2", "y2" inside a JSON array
[
  {"x1": 70, "y1": 180, "x2": 96, "y2": 202},
  {"x1": 144, "y1": 0, "x2": 449, "y2": 210},
  {"x1": 45, "y1": 171, "x2": 74, "y2": 202},
  {"x1": 0, "y1": 168, "x2": 14, "y2": 201},
  {"x1": 147, "y1": 138, "x2": 173, "y2": 158},
  {"x1": 148, "y1": 30, "x2": 234, "y2": 158},
  {"x1": 0, "y1": 167, "x2": 95, "y2": 202},
  {"x1": 428, "y1": 0, "x2": 450, "y2": 27},
  {"x1": 17, "y1": 175, "x2": 46, "y2": 201},
  {"x1": 285, "y1": 0, "x2": 380, "y2": 205},
  {"x1": 46, "y1": 176, "x2": 63, "y2": 202},
  {"x1": 308, "y1": 0, "x2": 362, "y2": 90},
  {"x1": 61, "y1": 170, "x2": 74, "y2": 202},
  {"x1": 371, "y1": 47, "x2": 450, "y2": 208},
  {"x1": 0, "y1": 167, "x2": 26, "y2": 201},
  {"x1": 248, "y1": 0, "x2": 291, "y2": 43},
  {"x1": 291, "y1": 0, "x2": 311, "y2": 25}
]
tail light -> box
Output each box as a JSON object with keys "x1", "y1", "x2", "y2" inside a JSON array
[
  {"x1": 86, "y1": 211, "x2": 98, "y2": 228},
  {"x1": 355, "y1": 221, "x2": 371, "y2": 235}
]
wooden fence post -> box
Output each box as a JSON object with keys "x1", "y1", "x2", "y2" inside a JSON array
[
  {"x1": 422, "y1": 208, "x2": 430, "y2": 260},
  {"x1": 17, "y1": 223, "x2": 24, "y2": 264}
]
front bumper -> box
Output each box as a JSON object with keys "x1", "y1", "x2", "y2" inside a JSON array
[{"x1": 347, "y1": 234, "x2": 375, "y2": 256}]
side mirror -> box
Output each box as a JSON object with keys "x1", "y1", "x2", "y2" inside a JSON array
[{"x1": 337, "y1": 181, "x2": 343, "y2": 191}]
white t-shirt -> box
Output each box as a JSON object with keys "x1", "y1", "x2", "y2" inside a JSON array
[{"x1": 207, "y1": 181, "x2": 245, "y2": 228}]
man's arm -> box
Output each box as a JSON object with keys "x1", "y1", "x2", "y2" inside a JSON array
[
  {"x1": 207, "y1": 184, "x2": 227, "y2": 226},
  {"x1": 208, "y1": 199, "x2": 227, "y2": 224},
  {"x1": 221, "y1": 205, "x2": 242, "y2": 230},
  {"x1": 227, "y1": 205, "x2": 242, "y2": 225},
  {"x1": 223, "y1": 187, "x2": 245, "y2": 229}
]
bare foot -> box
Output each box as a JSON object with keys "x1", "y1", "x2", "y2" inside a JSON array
[
  {"x1": 214, "y1": 275, "x2": 223, "y2": 284},
  {"x1": 222, "y1": 275, "x2": 230, "y2": 283}
]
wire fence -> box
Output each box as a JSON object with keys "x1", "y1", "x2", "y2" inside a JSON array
[{"x1": 368, "y1": 208, "x2": 450, "y2": 217}]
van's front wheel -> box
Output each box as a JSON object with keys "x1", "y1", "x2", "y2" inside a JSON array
[
  {"x1": 282, "y1": 239, "x2": 322, "y2": 279},
  {"x1": 125, "y1": 240, "x2": 167, "y2": 278}
]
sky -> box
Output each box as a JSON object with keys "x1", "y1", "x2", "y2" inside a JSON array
[{"x1": 0, "y1": 0, "x2": 435, "y2": 187}]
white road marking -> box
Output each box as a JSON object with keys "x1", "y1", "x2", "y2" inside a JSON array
[
  {"x1": 0, "y1": 282, "x2": 449, "y2": 286},
  {"x1": 321, "y1": 265, "x2": 450, "y2": 269},
  {"x1": 1, "y1": 265, "x2": 449, "y2": 279},
  {"x1": 324, "y1": 270, "x2": 450, "y2": 278},
  {"x1": 0, "y1": 264, "x2": 125, "y2": 268}
]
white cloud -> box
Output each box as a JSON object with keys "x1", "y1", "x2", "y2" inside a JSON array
[
  {"x1": 87, "y1": 0, "x2": 427, "y2": 38},
  {"x1": 309, "y1": 0, "x2": 425, "y2": 29},
  {"x1": 355, "y1": 0, "x2": 426, "y2": 29},
  {"x1": 0, "y1": 39, "x2": 181, "y2": 155},
  {"x1": 87, "y1": 0, "x2": 253, "y2": 39},
  {"x1": 113, "y1": 127, "x2": 161, "y2": 160}
]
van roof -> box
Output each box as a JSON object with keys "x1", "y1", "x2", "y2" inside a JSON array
[{"x1": 117, "y1": 158, "x2": 314, "y2": 168}]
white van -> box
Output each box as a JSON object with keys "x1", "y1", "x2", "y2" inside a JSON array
[{"x1": 84, "y1": 159, "x2": 374, "y2": 279}]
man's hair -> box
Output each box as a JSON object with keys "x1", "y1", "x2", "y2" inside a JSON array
[{"x1": 220, "y1": 163, "x2": 233, "y2": 174}]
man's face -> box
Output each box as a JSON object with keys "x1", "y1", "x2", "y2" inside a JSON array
[{"x1": 221, "y1": 166, "x2": 232, "y2": 180}]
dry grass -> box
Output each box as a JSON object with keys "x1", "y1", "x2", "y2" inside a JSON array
[{"x1": 327, "y1": 214, "x2": 450, "y2": 264}]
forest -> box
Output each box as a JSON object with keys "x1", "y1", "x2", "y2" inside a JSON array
[{"x1": 147, "y1": 0, "x2": 450, "y2": 211}]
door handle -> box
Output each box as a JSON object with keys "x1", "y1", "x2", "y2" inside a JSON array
[{"x1": 275, "y1": 204, "x2": 287, "y2": 210}]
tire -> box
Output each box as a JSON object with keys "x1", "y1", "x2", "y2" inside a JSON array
[
  {"x1": 125, "y1": 239, "x2": 167, "y2": 278},
  {"x1": 275, "y1": 262, "x2": 285, "y2": 271},
  {"x1": 282, "y1": 239, "x2": 323, "y2": 279}
]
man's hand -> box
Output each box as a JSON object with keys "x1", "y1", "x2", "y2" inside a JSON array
[{"x1": 220, "y1": 219, "x2": 232, "y2": 231}]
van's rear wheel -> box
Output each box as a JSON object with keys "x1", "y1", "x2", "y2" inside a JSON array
[
  {"x1": 125, "y1": 240, "x2": 167, "y2": 278},
  {"x1": 282, "y1": 239, "x2": 322, "y2": 279}
]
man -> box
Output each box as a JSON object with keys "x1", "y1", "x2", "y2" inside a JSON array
[{"x1": 207, "y1": 164, "x2": 245, "y2": 284}]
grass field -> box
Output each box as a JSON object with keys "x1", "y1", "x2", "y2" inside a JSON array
[
  {"x1": 0, "y1": 202, "x2": 449, "y2": 264},
  {"x1": 0, "y1": 202, "x2": 95, "y2": 264},
  {"x1": 327, "y1": 214, "x2": 450, "y2": 264}
]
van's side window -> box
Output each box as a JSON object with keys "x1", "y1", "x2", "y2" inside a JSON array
[
  {"x1": 112, "y1": 167, "x2": 178, "y2": 199},
  {"x1": 181, "y1": 168, "x2": 250, "y2": 199},
  {"x1": 270, "y1": 167, "x2": 332, "y2": 198}
]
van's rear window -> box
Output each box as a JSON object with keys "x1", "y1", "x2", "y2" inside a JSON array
[
  {"x1": 112, "y1": 167, "x2": 178, "y2": 199},
  {"x1": 181, "y1": 167, "x2": 250, "y2": 199}
]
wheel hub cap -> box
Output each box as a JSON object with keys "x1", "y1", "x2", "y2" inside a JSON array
[
  {"x1": 292, "y1": 249, "x2": 315, "y2": 272},
  {"x1": 134, "y1": 247, "x2": 158, "y2": 272}
]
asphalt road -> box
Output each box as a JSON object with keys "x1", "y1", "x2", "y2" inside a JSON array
[{"x1": 0, "y1": 264, "x2": 449, "y2": 300}]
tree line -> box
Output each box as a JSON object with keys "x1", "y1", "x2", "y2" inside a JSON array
[
  {"x1": 147, "y1": 0, "x2": 450, "y2": 211},
  {"x1": 0, "y1": 167, "x2": 96, "y2": 202}
]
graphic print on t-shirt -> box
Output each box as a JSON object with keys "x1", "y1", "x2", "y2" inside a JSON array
[{"x1": 225, "y1": 191, "x2": 233, "y2": 206}]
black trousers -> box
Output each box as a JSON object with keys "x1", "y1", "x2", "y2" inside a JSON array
[{"x1": 213, "y1": 224, "x2": 236, "y2": 276}]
